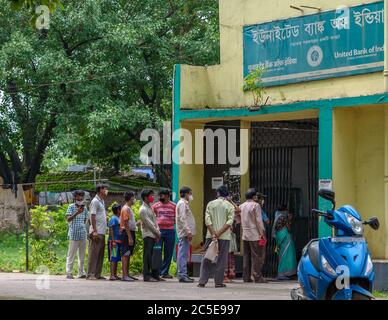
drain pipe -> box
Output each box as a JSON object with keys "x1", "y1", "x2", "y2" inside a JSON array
[{"x1": 385, "y1": 0, "x2": 388, "y2": 92}]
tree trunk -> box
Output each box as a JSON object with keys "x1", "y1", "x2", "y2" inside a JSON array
[{"x1": 113, "y1": 157, "x2": 120, "y2": 175}]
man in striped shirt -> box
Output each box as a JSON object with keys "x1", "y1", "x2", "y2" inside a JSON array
[{"x1": 152, "y1": 189, "x2": 176, "y2": 279}]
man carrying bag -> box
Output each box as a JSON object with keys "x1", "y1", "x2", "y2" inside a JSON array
[{"x1": 198, "y1": 185, "x2": 234, "y2": 288}]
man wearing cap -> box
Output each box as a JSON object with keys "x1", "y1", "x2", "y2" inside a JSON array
[{"x1": 239, "y1": 188, "x2": 267, "y2": 283}]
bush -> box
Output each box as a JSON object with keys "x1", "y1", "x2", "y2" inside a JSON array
[{"x1": 28, "y1": 205, "x2": 69, "y2": 273}]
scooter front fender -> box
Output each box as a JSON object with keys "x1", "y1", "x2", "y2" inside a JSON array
[{"x1": 331, "y1": 285, "x2": 374, "y2": 300}]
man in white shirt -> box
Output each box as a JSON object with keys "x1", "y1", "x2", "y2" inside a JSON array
[
  {"x1": 176, "y1": 186, "x2": 196, "y2": 283},
  {"x1": 87, "y1": 184, "x2": 108, "y2": 280}
]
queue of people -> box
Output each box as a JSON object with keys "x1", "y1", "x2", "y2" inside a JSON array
[{"x1": 65, "y1": 183, "x2": 296, "y2": 286}]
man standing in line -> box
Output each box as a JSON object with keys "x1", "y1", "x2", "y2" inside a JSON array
[
  {"x1": 257, "y1": 192, "x2": 269, "y2": 277},
  {"x1": 139, "y1": 189, "x2": 161, "y2": 282},
  {"x1": 120, "y1": 191, "x2": 138, "y2": 281},
  {"x1": 176, "y1": 186, "x2": 196, "y2": 283},
  {"x1": 198, "y1": 185, "x2": 234, "y2": 288},
  {"x1": 240, "y1": 188, "x2": 267, "y2": 283},
  {"x1": 152, "y1": 189, "x2": 176, "y2": 279},
  {"x1": 65, "y1": 190, "x2": 89, "y2": 279},
  {"x1": 87, "y1": 184, "x2": 109, "y2": 280}
]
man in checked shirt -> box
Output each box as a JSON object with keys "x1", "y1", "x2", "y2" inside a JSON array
[{"x1": 65, "y1": 190, "x2": 89, "y2": 279}]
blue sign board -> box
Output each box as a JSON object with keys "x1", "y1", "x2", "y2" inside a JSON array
[{"x1": 243, "y1": 1, "x2": 384, "y2": 87}]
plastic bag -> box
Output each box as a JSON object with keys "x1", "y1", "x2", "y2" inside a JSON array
[{"x1": 204, "y1": 240, "x2": 219, "y2": 264}]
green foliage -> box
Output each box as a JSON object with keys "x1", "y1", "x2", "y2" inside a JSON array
[
  {"x1": 0, "y1": 232, "x2": 25, "y2": 272},
  {"x1": 373, "y1": 291, "x2": 388, "y2": 299},
  {"x1": 35, "y1": 172, "x2": 96, "y2": 192},
  {"x1": 0, "y1": 0, "x2": 220, "y2": 183},
  {"x1": 28, "y1": 205, "x2": 68, "y2": 272},
  {"x1": 109, "y1": 175, "x2": 160, "y2": 188},
  {"x1": 8, "y1": 0, "x2": 62, "y2": 12},
  {"x1": 243, "y1": 66, "x2": 266, "y2": 107}
]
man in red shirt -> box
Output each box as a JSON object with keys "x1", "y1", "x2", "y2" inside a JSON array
[{"x1": 152, "y1": 189, "x2": 176, "y2": 279}]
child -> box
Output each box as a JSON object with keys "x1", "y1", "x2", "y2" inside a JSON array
[{"x1": 108, "y1": 204, "x2": 122, "y2": 281}]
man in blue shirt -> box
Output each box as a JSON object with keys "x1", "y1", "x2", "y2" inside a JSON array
[
  {"x1": 66, "y1": 190, "x2": 89, "y2": 279},
  {"x1": 108, "y1": 204, "x2": 122, "y2": 281}
]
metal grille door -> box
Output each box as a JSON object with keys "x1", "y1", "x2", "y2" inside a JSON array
[
  {"x1": 250, "y1": 146, "x2": 318, "y2": 278},
  {"x1": 250, "y1": 147, "x2": 293, "y2": 278}
]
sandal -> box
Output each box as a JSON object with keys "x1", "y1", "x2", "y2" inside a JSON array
[
  {"x1": 197, "y1": 284, "x2": 205, "y2": 288},
  {"x1": 121, "y1": 276, "x2": 135, "y2": 282}
]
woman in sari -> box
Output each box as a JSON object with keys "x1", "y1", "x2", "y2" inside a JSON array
[
  {"x1": 224, "y1": 196, "x2": 240, "y2": 283},
  {"x1": 273, "y1": 205, "x2": 297, "y2": 280}
]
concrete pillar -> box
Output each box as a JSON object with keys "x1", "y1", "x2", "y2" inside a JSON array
[{"x1": 318, "y1": 106, "x2": 333, "y2": 237}]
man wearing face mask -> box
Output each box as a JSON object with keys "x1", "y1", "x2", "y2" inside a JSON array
[
  {"x1": 152, "y1": 189, "x2": 176, "y2": 279},
  {"x1": 139, "y1": 189, "x2": 161, "y2": 282},
  {"x1": 65, "y1": 190, "x2": 89, "y2": 279},
  {"x1": 87, "y1": 184, "x2": 109, "y2": 280},
  {"x1": 176, "y1": 186, "x2": 196, "y2": 283}
]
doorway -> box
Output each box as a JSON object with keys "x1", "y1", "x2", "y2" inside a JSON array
[{"x1": 250, "y1": 119, "x2": 319, "y2": 278}]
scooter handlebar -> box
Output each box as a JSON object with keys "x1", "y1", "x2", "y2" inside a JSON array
[{"x1": 312, "y1": 209, "x2": 333, "y2": 219}]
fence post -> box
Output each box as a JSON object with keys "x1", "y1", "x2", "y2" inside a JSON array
[{"x1": 25, "y1": 215, "x2": 29, "y2": 272}]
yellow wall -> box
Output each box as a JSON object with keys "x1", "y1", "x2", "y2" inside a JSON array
[
  {"x1": 240, "y1": 120, "x2": 250, "y2": 199},
  {"x1": 180, "y1": 0, "x2": 384, "y2": 110},
  {"x1": 333, "y1": 106, "x2": 387, "y2": 258},
  {"x1": 177, "y1": 0, "x2": 388, "y2": 259},
  {"x1": 178, "y1": 122, "x2": 205, "y2": 251}
]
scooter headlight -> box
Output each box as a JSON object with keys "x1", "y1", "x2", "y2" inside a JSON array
[
  {"x1": 345, "y1": 212, "x2": 364, "y2": 235},
  {"x1": 365, "y1": 255, "x2": 373, "y2": 276},
  {"x1": 321, "y1": 256, "x2": 336, "y2": 276}
]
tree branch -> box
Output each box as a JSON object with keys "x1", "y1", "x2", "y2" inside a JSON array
[
  {"x1": 68, "y1": 36, "x2": 104, "y2": 55},
  {"x1": 0, "y1": 129, "x2": 23, "y2": 178},
  {"x1": 24, "y1": 113, "x2": 57, "y2": 183}
]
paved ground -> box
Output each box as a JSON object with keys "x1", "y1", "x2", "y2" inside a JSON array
[{"x1": 0, "y1": 272, "x2": 296, "y2": 300}]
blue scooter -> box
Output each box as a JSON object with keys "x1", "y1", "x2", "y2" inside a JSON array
[{"x1": 291, "y1": 189, "x2": 380, "y2": 300}]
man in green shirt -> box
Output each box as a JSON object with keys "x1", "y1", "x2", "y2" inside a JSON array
[{"x1": 198, "y1": 185, "x2": 234, "y2": 288}]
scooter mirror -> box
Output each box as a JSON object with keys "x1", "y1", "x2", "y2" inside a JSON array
[
  {"x1": 318, "y1": 189, "x2": 335, "y2": 209},
  {"x1": 366, "y1": 217, "x2": 380, "y2": 230}
]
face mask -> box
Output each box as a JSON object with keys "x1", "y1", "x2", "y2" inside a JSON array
[
  {"x1": 104, "y1": 190, "x2": 109, "y2": 196},
  {"x1": 76, "y1": 200, "x2": 85, "y2": 206},
  {"x1": 148, "y1": 196, "x2": 155, "y2": 203},
  {"x1": 188, "y1": 195, "x2": 193, "y2": 202}
]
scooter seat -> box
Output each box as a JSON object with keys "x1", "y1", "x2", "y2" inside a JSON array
[{"x1": 306, "y1": 239, "x2": 320, "y2": 272}]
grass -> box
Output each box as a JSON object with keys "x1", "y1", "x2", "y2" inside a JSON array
[
  {"x1": 0, "y1": 233, "x2": 25, "y2": 272},
  {"x1": 373, "y1": 291, "x2": 388, "y2": 299}
]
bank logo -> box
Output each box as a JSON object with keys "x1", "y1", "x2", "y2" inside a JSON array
[{"x1": 307, "y1": 46, "x2": 323, "y2": 67}]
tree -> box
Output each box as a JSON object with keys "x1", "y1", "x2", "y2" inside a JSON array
[
  {"x1": 8, "y1": 0, "x2": 62, "y2": 11},
  {"x1": 0, "y1": 0, "x2": 220, "y2": 184}
]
